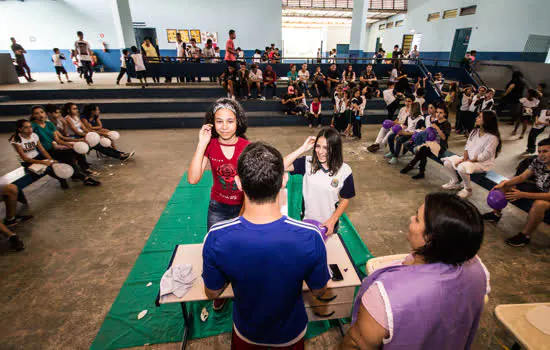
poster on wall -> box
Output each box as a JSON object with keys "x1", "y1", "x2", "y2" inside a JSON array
[
  {"x1": 179, "y1": 30, "x2": 190, "y2": 43},
  {"x1": 201, "y1": 32, "x2": 218, "y2": 44},
  {"x1": 166, "y1": 29, "x2": 177, "y2": 43},
  {"x1": 190, "y1": 30, "x2": 201, "y2": 43}
]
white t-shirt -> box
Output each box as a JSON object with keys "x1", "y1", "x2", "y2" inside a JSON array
[
  {"x1": 252, "y1": 53, "x2": 261, "y2": 63},
  {"x1": 120, "y1": 55, "x2": 127, "y2": 68},
  {"x1": 238, "y1": 51, "x2": 245, "y2": 59},
  {"x1": 52, "y1": 54, "x2": 65, "y2": 67},
  {"x1": 298, "y1": 70, "x2": 310, "y2": 82},
  {"x1": 460, "y1": 93, "x2": 472, "y2": 111},
  {"x1": 396, "y1": 106, "x2": 410, "y2": 124},
  {"x1": 75, "y1": 40, "x2": 91, "y2": 61},
  {"x1": 415, "y1": 97, "x2": 425, "y2": 110},
  {"x1": 519, "y1": 97, "x2": 540, "y2": 116},
  {"x1": 328, "y1": 53, "x2": 336, "y2": 64},
  {"x1": 404, "y1": 115, "x2": 425, "y2": 132},
  {"x1": 469, "y1": 94, "x2": 483, "y2": 112},
  {"x1": 533, "y1": 110, "x2": 550, "y2": 129},
  {"x1": 292, "y1": 156, "x2": 355, "y2": 224},
  {"x1": 383, "y1": 88, "x2": 396, "y2": 105},
  {"x1": 11, "y1": 133, "x2": 40, "y2": 162},
  {"x1": 176, "y1": 41, "x2": 186, "y2": 58},
  {"x1": 389, "y1": 68, "x2": 398, "y2": 83},
  {"x1": 465, "y1": 131, "x2": 500, "y2": 168},
  {"x1": 65, "y1": 115, "x2": 83, "y2": 136},
  {"x1": 131, "y1": 53, "x2": 146, "y2": 71},
  {"x1": 213, "y1": 52, "x2": 220, "y2": 63},
  {"x1": 249, "y1": 69, "x2": 263, "y2": 81}
]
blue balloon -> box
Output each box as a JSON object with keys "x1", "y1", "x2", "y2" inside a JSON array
[{"x1": 487, "y1": 190, "x2": 508, "y2": 210}]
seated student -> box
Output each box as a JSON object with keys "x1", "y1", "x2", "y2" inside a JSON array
[
  {"x1": 342, "y1": 64, "x2": 356, "y2": 86},
  {"x1": 342, "y1": 193, "x2": 489, "y2": 350},
  {"x1": 382, "y1": 81, "x2": 404, "y2": 119},
  {"x1": 44, "y1": 104, "x2": 68, "y2": 135},
  {"x1": 308, "y1": 97, "x2": 322, "y2": 128},
  {"x1": 423, "y1": 103, "x2": 437, "y2": 128},
  {"x1": 387, "y1": 102, "x2": 425, "y2": 164},
  {"x1": 31, "y1": 106, "x2": 101, "y2": 185},
  {"x1": 513, "y1": 88, "x2": 541, "y2": 139},
  {"x1": 282, "y1": 85, "x2": 308, "y2": 117},
  {"x1": 9, "y1": 119, "x2": 68, "y2": 189},
  {"x1": 367, "y1": 94, "x2": 412, "y2": 153},
  {"x1": 263, "y1": 65, "x2": 277, "y2": 99},
  {"x1": 483, "y1": 138, "x2": 550, "y2": 247},
  {"x1": 312, "y1": 66, "x2": 326, "y2": 97},
  {"x1": 286, "y1": 64, "x2": 299, "y2": 86},
  {"x1": 0, "y1": 183, "x2": 29, "y2": 251},
  {"x1": 202, "y1": 142, "x2": 330, "y2": 349},
  {"x1": 401, "y1": 104, "x2": 452, "y2": 179},
  {"x1": 247, "y1": 64, "x2": 264, "y2": 100},
  {"x1": 252, "y1": 49, "x2": 261, "y2": 64},
  {"x1": 359, "y1": 64, "x2": 379, "y2": 98},
  {"x1": 442, "y1": 111, "x2": 502, "y2": 199},
  {"x1": 220, "y1": 65, "x2": 237, "y2": 100},
  {"x1": 325, "y1": 63, "x2": 341, "y2": 96},
  {"x1": 298, "y1": 63, "x2": 311, "y2": 97},
  {"x1": 236, "y1": 62, "x2": 250, "y2": 99},
  {"x1": 80, "y1": 104, "x2": 130, "y2": 154},
  {"x1": 62, "y1": 103, "x2": 134, "y2": 161},
  {"x1": 526, "y1": 109, "x2": 550, "y2": 154},
  {"x1": 284, "y1": 128, "x2": 355, "y2": 234},
  {"x1": 414, "y1": 87, "x2": 426, "y2": 111}
]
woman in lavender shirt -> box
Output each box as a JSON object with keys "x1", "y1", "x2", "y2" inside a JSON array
[{"x1": 342, "y1": 193, "x2": 490, "y2": 350}]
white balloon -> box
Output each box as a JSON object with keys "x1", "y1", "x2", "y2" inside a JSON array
[
  {"x1": 52, "y1": 163, "x2": 74, "y2": 179},
  {"x1": 73, "y1": 141, "x2": 90, "y2": 154},
  {"x1": 85, "y1": 132, "x2": 100, "y2": 147},
  {"x1": 108, "y1": 130, "x2": 120, "y2": 141},
  {"x1": 99, "y1": 137, "x2": 112, "y2": 147}
]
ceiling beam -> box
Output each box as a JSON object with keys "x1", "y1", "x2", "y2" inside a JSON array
[{"x1": 282, "y1": 6, "x2": 406, "y2": 14}]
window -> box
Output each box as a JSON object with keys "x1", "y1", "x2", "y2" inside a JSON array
[
  {"x1": 379, "y1": 24, "x2": 386, "y2": 30},
  {"x1": 395, "y1": 20, "x2": 404, "y2": 27},
  {"x1": 460, "y1": 5, "x2": 477, "y2": 16},
  {"x1": 443, "y1": 9, "x2": 458, "y2": 19},
  {"x1": 386, "y1": 22, "x2": 394, "y2": 29},
  {"x1": 427, "y1": 12, "x2": 440, "y2": 22}
]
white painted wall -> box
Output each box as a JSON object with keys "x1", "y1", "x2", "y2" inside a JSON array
[
  {"x1": 364, "y1": 0, "x2": 550, "y2": 54},
  {"x1": 325, "y1": 25, "x2": 351, "y2": 52},
  {"x1": 129, "y1": 0, "x2": 282, "y2": 50}
]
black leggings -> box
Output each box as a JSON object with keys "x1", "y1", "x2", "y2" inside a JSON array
[
  {"x1": 93, "y1": 145, "x2": 125, "y2": 159},
  {"x1": 116, "y1": 67, "x2": 131, "y2": 83},
  {"x1": 21, "y1": 154, "x2": 63, "y2": 182},
  {"x1": 407, "y1": 145, "x2": 432, "y2": 173},
  {"x1": 51, "y1": 149, "x2": 89, "y2": 180}
]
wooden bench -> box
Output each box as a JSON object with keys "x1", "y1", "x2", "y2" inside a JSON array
[{"x1": 0, "y1": 167, "x2": 47, "y2": 204}]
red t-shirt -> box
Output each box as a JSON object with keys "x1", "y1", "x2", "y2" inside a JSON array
[
  {"x1": 204, "y1": 137, "x2": 250, "y2": 205},
  {"x1": 225, "y1": 39, "x2": 235, "y2": 61}
]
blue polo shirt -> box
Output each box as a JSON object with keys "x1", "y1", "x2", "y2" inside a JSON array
[{"x1": 202, "y1": 216, "x2": 330, "y2": 345}]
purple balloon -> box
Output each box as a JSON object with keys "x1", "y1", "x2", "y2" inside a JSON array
[
  {"x1": 303, "y1": 219, "x2": 329, "y2": 240},
  {"x1": 392, "y1": 124, "x2": 402, "y2": 135},
  {"x1": 487, "y1": 190, "x2": 508, "y2": 210},
  {"x1": 426, "y1": 127, "x2": 437, "y2": 141},
  {"x1": 412, "y1": 131, "x2": 418, "y2": 142},
  {"x1": 382, "y1": 120, "x2": 394, "y2": 129}
]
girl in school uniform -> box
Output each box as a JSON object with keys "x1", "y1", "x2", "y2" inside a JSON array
[
  {"x1": 284, "y1": 127, "x2": 356, "y2": 235},
  {"x1": 441, "y1": 110, "x2": 502, "y2": 199},
  {"x1": 513, "y1": 89, "x2": 541, "y2": 139}
]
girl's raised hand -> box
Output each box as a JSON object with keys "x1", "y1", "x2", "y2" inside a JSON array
[
  {"x1": 199, "y1": 124, "x2": 213, "y2": 146},
  {"x1": 302, "y1": 136, "x2": 316, "y2": 152}
]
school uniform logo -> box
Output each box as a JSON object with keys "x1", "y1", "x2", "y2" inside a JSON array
[{"x1": 330, "y1": 178, "x2": 339, "y2": 188}]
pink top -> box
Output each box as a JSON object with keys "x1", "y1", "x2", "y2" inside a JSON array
[{"x1": 225, "y1": 39, "x2": 235, "y2": 61}]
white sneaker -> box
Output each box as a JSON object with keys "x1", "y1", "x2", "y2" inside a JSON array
[
  {"x1": 384, "y1": 152, "x2": 393, "y2": 158},
  {"x1": 388, "y1": 157, "x2": 398, "y2": 165},
  {"x1": 441, "y1": 181, "x2": 462, "y2": 190},
  {"x1": 457, "y1": 188, "x2": 472, "y2": 198}
]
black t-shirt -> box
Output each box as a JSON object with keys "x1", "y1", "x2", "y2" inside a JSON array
[
  {"x1": 434, "y1": 119, "x2": 452, "y2": 152},
  {"x1": 507, "y1": 79, "x2": 526, "y2": 101},
  {"x1": 283, "y1": 94, "x2": 296, "y2": 108},
  {"x1": 327, "y1": 69, "x2": 340, "y2": 80},
  {"x1": 236, "y1": 69, "x2": 249, "y2": 83},
  {"x1": 313, "y1": 72, "x2": 325, "y2": 82},
  {"x1": 223, "y1": 68, "x2": 237, "y2": 81},
  {"x1": 11, "y1": 44, "x2": 25, "y2": 61},
  {"x1": 361, "y1": 71, "x2": 376, "y2": 84}
]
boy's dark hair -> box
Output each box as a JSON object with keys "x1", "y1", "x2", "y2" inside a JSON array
[
  {"x1": 229, "y1": 29, "x2": 235, "y2": 35},
  {"x1": 122, "y1": 49, "x2": 128, "y2": 55},
  {"x1": 131, "y1": 46, "x2": 138, "y2": 53},
  {"x1": 204, "y1": 98, "x2": 247, "y2": 139},
  {"x1": 44, "y1": 104, "x2": 59, "y2": 114},
  {"x1": 53, "y1": 48, "x2": 59, "y2": 52},
  {"x1": 415, "y1": 193, "x2": 484, "y2": 265},
  {"x1": 77, "y1": 31, "x2": 83, "y2": 36},
  {"x1": 207, "y1": 39, "x2": 212, "y2": 44},
  {"x1": 251, "y1": 63, "x2": 257, "y2": 69},
  {"x1": 527, "y1": 88, "x2": 539, "y2": 99},
  {"x1": 240, "y1": 61, "x2": 246, "y2": 66},
  {"x1": 81, "y1": 104, "x2": 99, "y2": 119},
  {"x1": 416, "y1": 87, "x2": 426, "y2": 97},
  {"x1": 29, "y1": 105, "x2": 45, "y2": 122},
  {"x1": 237, "y1": 47, "x2": 241, "y2": 51},
  {"x1": 470, "y1": 50, "x2": 477, "y2": 55},
  {"x1": 436, "y1": 103, "x2": 448, "y2": 115},
  {"x1": 190, "y1": 38, "x2": 196, "y2": 42},
  {"x1": 538, "y1": 138, "x2": 550, "y2": 147},
  {"x1": 387, "y1": 81, "x2": 395, "y2": 87},
  {"x1": 405, "y1": 94, "x2": 416, "y2": 102},
  {"x1": 237, "y1": 142, "x2": 284, "y2": 204},
  {"x1": 311, "y1": 127, "x2": 343, "y2": 176}
]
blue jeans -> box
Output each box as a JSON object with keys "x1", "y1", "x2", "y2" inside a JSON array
[
  {"x1": 207, "y1": 199, "x2": 242, "y2": 231},
  {"x1": 388, "y1": 134, "x2": 412, "y2": 157}
]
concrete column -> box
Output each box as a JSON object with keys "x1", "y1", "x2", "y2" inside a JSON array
[
  {"x1": 349, "y1": 0, "x2": 369, "y2": 60},
  {"x1": 111, "y1": 0, "x2": 136, "y2": 50}
]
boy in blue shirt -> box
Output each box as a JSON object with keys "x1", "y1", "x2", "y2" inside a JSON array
[{"x1": 202, "y1": 142, "x2": 331, "y2": 348}]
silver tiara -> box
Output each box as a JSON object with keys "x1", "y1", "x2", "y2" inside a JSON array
[{"x1": 213, "y1": 102, "x2": 236, "y2": 115}]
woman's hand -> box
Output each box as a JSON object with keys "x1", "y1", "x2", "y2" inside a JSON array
[
  {"x1": 322, "y1": 217, "x2": 338, "y2": 236},
  {"x1": 198, "y1": 124, "x2": 213, "y2": 147},
  {"x1": 301, "y1": 136, "x2": 316, "y2": 153},
  {"x1": 505, "y1": 188, "x2": 524, "y2": 201},
  {"x1": 41, "y1": 159, "x2": 55, "y2": 166}
]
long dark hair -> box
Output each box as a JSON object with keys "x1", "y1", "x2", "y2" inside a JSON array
[
  {"x1": 62, "y1": 102, "x2": 77, "y2": 117},
  {"x1": 204, "y1": 98, "x2": 248, "y2": 139},
  {"x1": 415, "y1": 193, "x2": 484, "y2": 265},
  {"x1": 9, "y1": 119, "x2": 30, "y2": 143},
  {"x1": 81, "y1": 104, "x2": 99, "y2": 119},
  {"x1": 310, "y1": 127, "x2": 343, "y2": 176},
  {"x1": 471, "y1": 110, "x2": 502, "y2": 157}
]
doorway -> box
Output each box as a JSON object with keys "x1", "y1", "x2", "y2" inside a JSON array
[
  {"x1": 449, "y1": 28, "x2": 472, "y2": 67},
  {"x1": 375, "y1": 37, "x2": 381, "y2": 52},
  {"x1": 134, "y1": 27, "x2": 158, "y2": 50}
]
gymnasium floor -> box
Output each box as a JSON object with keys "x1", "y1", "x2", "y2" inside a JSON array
[{"x1": 1, "y1": 77, "x2": 549, "y2": 349}]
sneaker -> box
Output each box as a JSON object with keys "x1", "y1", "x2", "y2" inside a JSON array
[
  {"x1": 384, "y1": 152, "x2": 393, "y2": 158},
  {"x1": 411, "y1": 173, "x2": 425, "y2": 180},
  {"x1": 121, "y1": 151, "x2": 136, "y2": 161},
  {"x1": 367, "y1": 144, "x2": 380, "y2": 153},
  {"x1": 388, "y1": 157, "x2": 398, "y2": 165},
  {"x1": 4, "y1": 215, "x2": 33, "y2": 228},
  {"x1": 8, "y1": 235, "x2": 25, "y2": 252},
  {"x1": 59, "y1": 81, "x2": 64, "y2": 84},
  {"x1": 317, "y1": 124, "x2": 321, "y2": 128},
  {"x1": 482, "y1": 212, "x2": 502, "y2": 224},
  {"x1": 457, "y1": 188, "x2": 472, "y2": 198},
  {"x1": 309, "y1": 124, "x2": 312, "y2": 128},
  {"x1": 259, "y1": 96, "x2": 266, "y2": 101},
  {"x1": 441, "y1": 181, "x2": 462, "y2": 190},
  {"x1": 83, "y1": 177, "x2": 101, "y2": 186},
  {"x1": 505, "y1": 233, "x2": 531, "y2": 247},
  {"x1": 67, "y1": 80, "x2": 73, "y2": 83},
  {"x1": 213, "y1": 299, "x2": 226, "y2": 311},
  {"x1": 400, "y1": 164, "x2": 413, "y2": 174}
]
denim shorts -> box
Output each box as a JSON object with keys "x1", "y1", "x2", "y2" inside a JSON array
[{"x1": 207, "y1": 199, "x2": 242, "y2": 231}]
